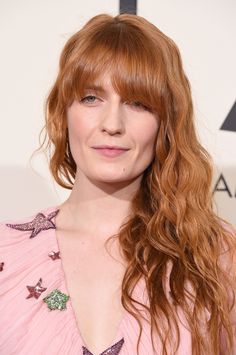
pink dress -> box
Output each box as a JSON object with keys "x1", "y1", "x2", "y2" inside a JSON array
[{"x1": 0, "y1": 206, "x2": 233, "y2": 354}]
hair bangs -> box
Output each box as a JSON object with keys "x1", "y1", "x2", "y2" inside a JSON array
[{"x1": 60, "y1": 21, "x2": 165, "y2": 116}]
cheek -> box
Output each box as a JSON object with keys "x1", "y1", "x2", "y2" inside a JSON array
[
  {"x1": 67, "y1": 112, "x2": 92, "y2": 144},
  {"x1": 67, "y1": 122, "x2": 81, "y2": 155},
  {"x1": 136, "y1": 121, "x2": 158, "y2": 154},
  {"x1": 66, "y1": 112, "x2": 84, "y2": 161}
]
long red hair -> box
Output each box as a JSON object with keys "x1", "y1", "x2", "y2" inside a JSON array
[{"x1": 37, "y1": 13, "x2": 236, "y2": 354}]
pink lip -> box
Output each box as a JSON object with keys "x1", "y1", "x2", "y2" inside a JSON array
[
  {"x1": 92, "y1": 145, "x2": 129, "y2": 149},
  {"x1": 93, "y1": 148, "x2": 129, "y2": 157}
]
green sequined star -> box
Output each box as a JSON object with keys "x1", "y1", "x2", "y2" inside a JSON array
[{"x1": 43, "y1": 289, "x2": 70, "y2": 311}]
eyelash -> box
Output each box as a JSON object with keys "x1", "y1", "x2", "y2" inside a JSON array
[
  {"x1": 80, "y1": 95, "x2": 150, "y2": 111},
  {"x1": 80, "y1": 95, "x2": 97, "y2": 103}
]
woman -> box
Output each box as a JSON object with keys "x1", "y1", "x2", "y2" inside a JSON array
[{"x1": 0, "y1": 13, "x2": 235, "y2": 355}]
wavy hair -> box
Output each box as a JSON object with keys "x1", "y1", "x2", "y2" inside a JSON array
[{"x1": 37, "y1": 13, "x2": 236, "y2": 354}]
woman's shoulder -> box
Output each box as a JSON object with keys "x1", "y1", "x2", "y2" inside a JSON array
[
  {"x1": 0, "y1": 205, "x2": 74, "y2": 354},
  {"x1": 0, "y1": 205, "x2": 59, "y2": 237},
  {"x1": 0, "y1": 205, "x2": 60, "y2": 272}
]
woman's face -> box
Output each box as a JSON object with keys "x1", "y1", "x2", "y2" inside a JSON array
[{"x1": 66, "y1": 72, "x2": 158, "y2": 185}]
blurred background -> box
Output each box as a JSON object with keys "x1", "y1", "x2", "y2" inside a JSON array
[{"x1": 0, "y1": 0, "x2": 235, "y2": 226}]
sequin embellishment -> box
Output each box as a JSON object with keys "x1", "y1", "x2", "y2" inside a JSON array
[
  {"x1": 43, "y1": 289, "x2": 70, "y2": 310},
  {"x1": 6, "y1": 210, "x2": 59, "y2": 238},
  {"x1": 48, "y1": 251, "x2": 61, "y2": 260},
  {"x1": 82, "y1": 338, "x2": 124, "y2": 355},
  {"x1": 26, "y1": 278, "x2": 47, "y2": 299},
  {"x1": 0, "y1": 262, "x2": 4, "y2": 271}
]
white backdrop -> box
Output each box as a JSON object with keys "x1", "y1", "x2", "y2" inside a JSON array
[{"x1": 0, "y1": 0, "x2": 235, "y2": 226}]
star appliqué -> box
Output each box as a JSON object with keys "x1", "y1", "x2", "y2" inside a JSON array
[
  {"x1": 6, "y1": 210, "x2": 59, "y2": 238},
  {"x1": 26, "y1": 278, "x2": 47, "y2": 299},
  {"x1": 43, "y1": 289, "x2": 70, "y2": 311},
  {"x1": 48, "y1": 250, "x2": 61, "y2": 260},
  {"x1": 82, "y1": 338, "x2": 124, "y2": 355}
]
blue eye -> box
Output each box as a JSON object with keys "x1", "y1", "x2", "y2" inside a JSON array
[
  {"x1": 130, "y1": 101, "x2": 150, "y2": 111},
  {"x1": 80, "y1": 95, "x2": 97, "y2": 103},
  {"x1": 133, "y1": 102, "x2": 144, "y2": 108}
]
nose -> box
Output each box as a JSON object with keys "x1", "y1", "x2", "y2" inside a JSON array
[{"x1": 100, "y1": 101, "x2": 125, "y2": 135}]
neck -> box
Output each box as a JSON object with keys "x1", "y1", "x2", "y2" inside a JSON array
[{"x1": 57, "y1": 170, "x2": 142, "y2": 239}]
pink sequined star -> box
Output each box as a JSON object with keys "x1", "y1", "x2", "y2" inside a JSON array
[
  {"x1": 6, "y1": 210, "x2": 59, "y2": 238},
  {"x1": 82, "y1": 338, "x2": 124, "y2": 355},
  {"x1": 26, "y1": 278, "x2": 47, "y2": 299},
  {"x1": 48, "y1": 251, "x2": 61, "y2": 260},
  {"x1": 0, "y1": 262, "x2": 4, "y2": 271}
]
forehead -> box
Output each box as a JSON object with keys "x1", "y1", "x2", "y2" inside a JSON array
[{"x1": 84, "y1": 72, "x2": 114, "y2": 92}]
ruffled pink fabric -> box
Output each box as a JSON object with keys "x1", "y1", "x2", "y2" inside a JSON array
[{"x1": 0, "y1": 206, "x2": 194, "y2": 354}]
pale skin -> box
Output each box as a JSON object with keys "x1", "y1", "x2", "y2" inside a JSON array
[{"x1": 55, "y1": 72, "x2": 159, "y2": 354}]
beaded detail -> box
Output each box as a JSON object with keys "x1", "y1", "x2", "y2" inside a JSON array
[
  {"x1": 26, "y1": 278, "x2": 47, "y2": 299},
  {"x1": 6, "y1": 210, "x2": 59, "y2": 238},
  {"x1": 43, "y1": 289, "x2": 70, "y2": 311},
  {"x1": 48, "y1": 250, "x2": 61, "y2": 260},
  {"x1": 82, "y1": 338, "x2": 124, "y2": 355}
]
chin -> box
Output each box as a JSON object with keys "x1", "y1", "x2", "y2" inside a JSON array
[{"x1": 89, "y1": 173, "x2": 132, "y2": 184}]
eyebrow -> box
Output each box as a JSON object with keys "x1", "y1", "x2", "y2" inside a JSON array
[{"x1": 83, "y1": 84, "x2": 106, "y2": 94}]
